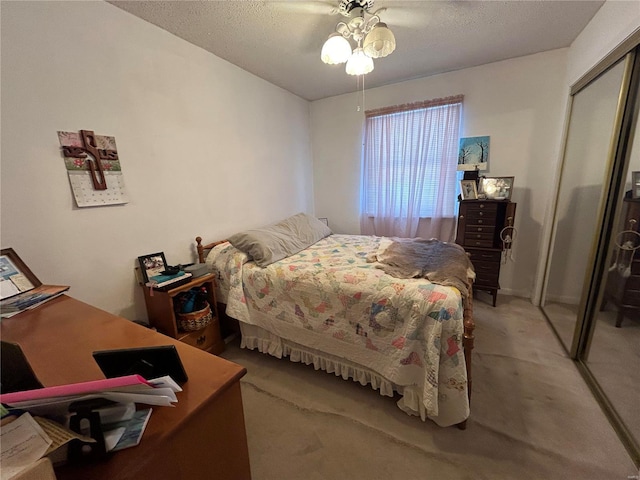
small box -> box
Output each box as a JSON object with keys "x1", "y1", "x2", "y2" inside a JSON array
[{"x1": 184, "y1": 263, "x2": 208, "y2": 278}]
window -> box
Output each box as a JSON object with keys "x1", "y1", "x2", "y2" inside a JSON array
[{"x1": 360, "y1": 95, "x2": 463, "y2": 239}]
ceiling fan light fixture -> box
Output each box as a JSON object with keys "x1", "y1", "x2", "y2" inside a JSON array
[
  {"x1": 321, "y1": 33, "x2": 352, "y2": 64},
  {"x1": 322, "y1": 0, "x2": 393, "y2": 76},
  {"x1": 363, "y1": 22, "x2": 396, "y2": 58},
  {"x1": 346, "y1": 47, "x2": 374, "y2": 75}
]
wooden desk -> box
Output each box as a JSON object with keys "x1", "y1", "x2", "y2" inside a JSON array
[{"x1": 0, "y1": 295, "x2": 251, "y2": 480}]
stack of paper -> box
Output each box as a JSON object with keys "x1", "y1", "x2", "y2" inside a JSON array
[
  {"x1": 0, "y1": 375, "x2": 181, "y2": 416},
  {"x1": 0, "y1": 375, "x2": 184, "y2": 478}
]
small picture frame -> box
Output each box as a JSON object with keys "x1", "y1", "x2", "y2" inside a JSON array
[
  {"x1": 137, "y1": 252, "x2": 167, "y2": 283},
  {"x1": 460, "y1": 180, "x2": 478, "y2": 200},
  {"x1": 480, "y1": 176, "x2": 514, "y2": 200},
  {"x1": 633, "y1": 171, "x2": 640, "y2": 199}
]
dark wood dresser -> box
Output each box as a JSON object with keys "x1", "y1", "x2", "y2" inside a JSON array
[
  {"x1": 603, "y1": 196, "x2": 640, "y2": 327},
  {"x1": 455, "y1": 199, "x2": 517, "y2": 306}
]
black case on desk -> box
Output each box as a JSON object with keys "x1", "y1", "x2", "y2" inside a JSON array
[{"x1": 92, "y1": 345, "x2": 188, "y2": 384}]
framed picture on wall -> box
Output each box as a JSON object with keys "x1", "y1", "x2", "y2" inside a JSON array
[
  {"x1": 633, "y1": 171, "x2": 640, "y2": 199},
  {"x1": 460, "y1": 180, "x2": 478, "y2": 200}
]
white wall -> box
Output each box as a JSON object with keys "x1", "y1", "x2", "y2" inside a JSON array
[
  {"x1": 0, "y1": 1, "x2": 313, "y2": 320},
  {"x1": 567, "y1": 1, "x2": 640, "y2": 86},
  {"x1": 310, "y1": 50, "x2": 569, "y2": 299}
]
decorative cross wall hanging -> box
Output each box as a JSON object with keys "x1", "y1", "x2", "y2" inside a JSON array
[{"x1": 58, "y1": 130, "x2": 129, "y2": 207}]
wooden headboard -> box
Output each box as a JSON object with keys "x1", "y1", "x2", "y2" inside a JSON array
[{"x1": 195, "y1": 237, "x2": 228, "y2": 264}]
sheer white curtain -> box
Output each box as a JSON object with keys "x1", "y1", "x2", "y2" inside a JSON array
[{"x1": 360, "y1": 95, "x2": 463, "y2": 240}]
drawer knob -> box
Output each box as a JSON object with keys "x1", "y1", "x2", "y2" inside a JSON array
[
  {"x1": 460, "y1": 215, "x2": 465, "y2": 220},
  {"x1": 478, "y1": 220, "x2": 483, "y2": 224},
  {"x1": 476, "y1": 234, "x2": 481, "y2": 238},
  {"x1": 480, "y1": 204, "x2": 485, "y2": 208},
  {"x1": 479, "y1": 212, "x2": 484, "y2": 216}
]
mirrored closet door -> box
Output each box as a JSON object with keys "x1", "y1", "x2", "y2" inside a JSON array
[
  {"x1": 586, "y1": 127, "x2": 640, "y2": 457},
  {"x1": 541, "y1": 58, "x2": 627, "y2": 351},
  {"x1": 541, "y1": 36, "x2": 640, "y2": 467}
]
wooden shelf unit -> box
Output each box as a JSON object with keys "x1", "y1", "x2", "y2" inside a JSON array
[{"x1": 141, "y1": 273, "x2": 224, "y2": 354}]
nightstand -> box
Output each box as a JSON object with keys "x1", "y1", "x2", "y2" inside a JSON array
[{"x1": 141, "y1": 273, "x2": 225, "y2": 354}]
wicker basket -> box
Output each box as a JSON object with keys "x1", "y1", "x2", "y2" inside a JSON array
[{"x1": 177, "y1": 304, "x2": 212, "y2": 332}]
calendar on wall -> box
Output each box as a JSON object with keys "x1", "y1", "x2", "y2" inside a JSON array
[{"x1": 58, "y1": 130, "x2": 129, "y2": 207}]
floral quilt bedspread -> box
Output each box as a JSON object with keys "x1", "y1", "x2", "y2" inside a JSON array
[{"x1": 207, "y1": 234, "x2": 469, "y2": 426}]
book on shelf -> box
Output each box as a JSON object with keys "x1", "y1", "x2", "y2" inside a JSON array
[{"x1": 145, "y1": 271, "x2": 192, "y2": 289}]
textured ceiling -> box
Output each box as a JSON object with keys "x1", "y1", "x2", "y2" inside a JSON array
[{"x1": 108, "y1": 0, "x2": 605, "y2": 101}]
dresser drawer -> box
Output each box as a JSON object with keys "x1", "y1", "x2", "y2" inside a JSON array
[
  {"x1": 467, "y1": 250, "x2": 502, "y2": 263},
  {"x1": 464, "y1": 202, "x2": 498, "y2": 214},
  {"x1": 465, "y1": 210, "x2": 497, "y2": 223},
  {"x1": 465, "y1": 232, "x2": 494, "y2": 243},
  {"x1": 465, "y1": 238, "x2": 494, "y2": 248},
  {"x1": 472, "y1": 261, "x2": 499, "y2": 274},
  {"x1": 178, "y1": 321, "x2": 222, "y2": 352},
  {"x1": 621, "y1": 289, "x2": 640, "y2": 307},
  {"x1": 468, "y1": 217, "x2": 494, "y2": 226},
  {"x1": 466, "y1": 225, "x2": 495, "y2": 235},
  {"x1": 626, "y1": 275, "x2": 640, "y2": 290},
  {"x1": 475, "y1": 272, "x2": 500, "y2": 288}
]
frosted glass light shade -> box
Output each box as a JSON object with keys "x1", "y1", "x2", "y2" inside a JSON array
[
  {"x1": 346, "y1": 48, "x2": 374, "y2": 75},
  {"x1": 363, "y1": 23, "x2": 396, "y2": 58},
  {"x1": 321, "y1": 34, "x2": 352, "y2": 64}
]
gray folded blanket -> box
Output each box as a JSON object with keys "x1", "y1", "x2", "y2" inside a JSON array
[{"x1": 367, "y1": 237, "x2": 475, "y2": 299}]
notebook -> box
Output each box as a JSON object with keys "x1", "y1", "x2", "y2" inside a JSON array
[
  {"x1": 93, "y1": 345, "x2": 189, "y2": 384},
  {"x1": 0, "y1": 341, "x2": 44, "y2": 394}
]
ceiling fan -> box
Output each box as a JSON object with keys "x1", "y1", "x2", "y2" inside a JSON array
[
  {"x1": 275, "y1": 0, "x2": 429, "y2": 27},
  {"x1": 274, "y1": 0, "x2": 432, "y2": 76},
  {"x1": 320, "y1": 0, "x2": 397, "y2": 75}
]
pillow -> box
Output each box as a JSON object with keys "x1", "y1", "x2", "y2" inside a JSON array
[{"x1": 227, "y1": 213, "x2": 332, "y2": 267}]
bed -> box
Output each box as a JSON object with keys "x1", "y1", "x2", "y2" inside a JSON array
[{"x1": 196, "y1": 213, "x2": 475, "y2": 428}]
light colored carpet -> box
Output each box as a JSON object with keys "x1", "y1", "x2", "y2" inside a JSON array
[{"x1": 220, "y1": 296, "x2": 638, "y2": 480}]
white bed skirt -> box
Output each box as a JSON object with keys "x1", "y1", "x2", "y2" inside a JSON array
[{"x1": 239, "y1": 322, "x2": 449, "y2": 425}]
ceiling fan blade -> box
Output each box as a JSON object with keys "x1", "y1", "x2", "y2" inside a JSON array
[
  {"x1": 272, "y1": 1, "x2": 339, "y2": 16},
  {"x1": 372, "y1": 6, "x2": 431, "y2": 28}
]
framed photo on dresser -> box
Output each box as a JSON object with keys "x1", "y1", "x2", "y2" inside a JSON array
[
  {"x1": 460, "y1": 180, "x2": 478, "y2": 200},
  {"x1": 480, "y1": 176, "x2": 514, "y2": 200}
]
